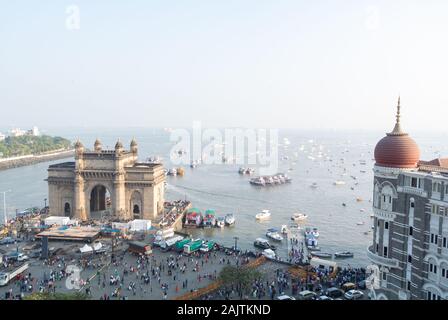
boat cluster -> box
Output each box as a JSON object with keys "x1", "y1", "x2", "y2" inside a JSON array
[
  {"x1": 249, "y1": 173, "x2": 292, "y2": 186},
  {"x1": 183, "y1": 208, "x2": 235, "y2": 229},
  {"x1": 305, "y1": 226, "x2": 354, "y2": 260}
]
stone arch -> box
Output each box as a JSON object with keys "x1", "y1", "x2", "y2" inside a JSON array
[
  {"x1": 64, "y1": 202, "x2": 71, "y2": 217},
  {"x1": 423, "y1": 283, "x2": 446, "y2": 300},
  {"x1": 380, "y1": 181, "x2": 398, "y2": 197},
  {"x1": 130, "y1": 190, "x2": 143, "y2": 219},
  {"x1": 88, "y1": 183, "x2": 112, "y2": 214}
]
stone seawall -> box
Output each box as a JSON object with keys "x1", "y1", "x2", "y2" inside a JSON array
[{"x1": 0, "y1": 149, "x2": 75, "y2": 171}]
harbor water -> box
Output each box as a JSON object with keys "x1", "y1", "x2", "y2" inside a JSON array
[{"x1": 0, "y1": 128, "x2": 446, "y2": 268}]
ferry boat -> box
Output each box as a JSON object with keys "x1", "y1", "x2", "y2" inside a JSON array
[
  {"x1": 224, "y1": 214, "x2": 235, "y2": 226},
  {"x1": 184, "y1": 208, "x2": 203, "y2": 228},
  {"x1": 254, "y1": 238, "x2": 276, "y2": 250},
  {"x1": 311, "y1": 252, "x2": 332, "y2": 259},
  {"x1": 266, "y1": 228, "x2": 283, "y2": 242},
  {"x1": 291, "y1": 212, "x2": 308, "y2": 222},
  {"x1": 334, "y1": 251, "x2": 354, "y2": 258},
  {"x1": 305, "y1": 227, "x2": 320, "y2": 238},
  {"x1": 203, "y1": 209, "x2": 216, "y2": 228},
  {"x1": 249, "y1": 174, "x2": 291, "y2": 187},
  {"x1": 255, "y1": 209, "x2": 271, "y2": 221}
]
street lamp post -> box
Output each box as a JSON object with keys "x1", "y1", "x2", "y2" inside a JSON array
[
  {"x1": 233, "y1": 236, "x2": 239, "y2": 252},
  {"x1": 1, "y1": 190, "x2": 12, "y2": 226}
]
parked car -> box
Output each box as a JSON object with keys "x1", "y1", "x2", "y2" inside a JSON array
[
  {"x1": 0, "y1": 237, "x2": 15, "y2": 245},
  {"x1": 298, "y1": 290, "x2": 317, "y2": 300},
  {"x1": 276, "y1": 295, "x2": 296, "y2": 300},
  {"x1": 344, "y1": 289, "x2": 364, "y2": 300},
  {"x1": 342, "y1": 282, "x2": 356, "y2": 292},
  {"x1": 325, "y1": 287, "x2": 344, "y2": 298},
  {"x1": 317, "y1": 295, "x2": 333, "y2": 300}
]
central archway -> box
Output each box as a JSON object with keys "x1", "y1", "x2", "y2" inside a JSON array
[{"x1": 90, "y1": 185, "x2": 111, "y2": 213}]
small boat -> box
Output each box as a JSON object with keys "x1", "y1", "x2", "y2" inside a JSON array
[
  {"x1": 216, "y1": 217, "x2": 225, "y2": 228},
  {"x1": 255, "y1": 209, "x2": 271, "y2": 221},
  {"x1": 311, "y1": 252, "x2": 332, "y2": 259},
  {"x1": 262, "y1": 248, "x2": 276, "y2": 260},
  {"x1": 224, "y1": 214, "x2": 235, "y2": 226},
  {"x1": 167, "y1": 168, "x2": 177, "y2": 176},
  {"x1": 334, "y1": 251, "x2": 354, "y2": 258},
  {"x1": 291, "y1": 212, "x2": 308, "y2": 222},
  {"x1": 266, "y1": 229, "x2": 283, "y2": 242},
  {"x1": 307, "y1": 246, "x2": 321, "y2": 252},
  {"x1": 254, "y1": 238, "x2": 276, "y2": 250},
  {"x1": 334, "y1": 181, "x2": 346, "y2": 186},
  {"x1": 356, "y1": 221, "x2": 365, "y2": 226},
  {"x1": 310, "y1": 183, "x2": 318, "y2": 189}
]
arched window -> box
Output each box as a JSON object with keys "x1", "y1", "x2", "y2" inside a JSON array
[{"x1": 64, "y1": 203, "x2": 71, "y2": 216}]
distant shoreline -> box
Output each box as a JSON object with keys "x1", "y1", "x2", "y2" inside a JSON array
[{"x1": 0, "y1": 149, "x2": 75, "y2": 171}]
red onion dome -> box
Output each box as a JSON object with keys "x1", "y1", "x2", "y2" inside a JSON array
[{"x1": 374, "y1": 97, "x2": 420, "y2": 168}]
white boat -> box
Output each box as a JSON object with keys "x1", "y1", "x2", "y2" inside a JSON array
[
  {"x1": 356, "y1": 221, "x2": 365, "y2": 226},
  {"x1": 291, "y1": 212, "x2": 308, "y2": 222},
  {"x1": 216, "y1": 217, "x2": 225, "y2": 228},
  {"x1": 266, "y1": 229, "x2": 283, "y2": 242},
  {"x1": 334, "y1": 181, "x2": 345, "y2": 186},
  {"x1": 224, "y1": 214, "x2": 235, "y2": 226},
  {"x1": 255, "y1": 209, "x2": 271, "y2": 220},
  {"x1": 262, "y1": 249, "x2": 276, "y2": 260}
]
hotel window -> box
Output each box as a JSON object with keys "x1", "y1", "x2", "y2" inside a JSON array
[
  {"x1": 383, "y1": 246, "x2": 388, "y2": 257},
  {"x1": 376, "y1": 244, "x2": 379, "y2": 253},
  {"x1": 443, "y1": 237, "x2": 447, "y2": 248},
  {"x1": 407, "y1": 281, "x2": 411, "y2": 291},
  {"x1": 408, "y1": 255, "x2": 412, "y2": 263},
  {"x1": 409, "y1": 227, "x2": 413, "y2": 236},
  {"x1": 430, "y1": 264, "x2": 433, "y2": 273},
  {"x1": 431, "y1": 234, "x2": 439, "y2": 245},
  {"x1": 385, "y1": 222, "x2": 389, "y2": 230},
  {"x1": 411, "y1": 177, "x2": 418, "y2": 188},
  {"x1": 445, "y1": 185, "x2": 448, "y2": 194},
  {"x1": 442, "y1": 269, "x2": 446, "y2": 278},
  {"x1": 432, "y1": 205, "x2": 439, "y2": 214}
]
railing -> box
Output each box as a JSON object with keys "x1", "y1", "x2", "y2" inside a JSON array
[
  {"x1": 397, "y1": 186, "x2": 428, "y2": 197},
  {"x1": 366, "y1": 246, "x2": 399, "y2": 268}
]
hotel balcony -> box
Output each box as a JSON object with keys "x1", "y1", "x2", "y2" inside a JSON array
[
  {"x1": 367, "y1": 246, "x2": 399, "y2": 268},
  {"x1": 397, "y1": 186, "x2": 428, "y2": 198},
  {"x1": 373, "y1": 207, "x2": 396, "y2": 220}
]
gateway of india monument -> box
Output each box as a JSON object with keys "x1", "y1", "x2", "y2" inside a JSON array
[{"x1": 46, "y1": 138, "x2": 165, "y2": 221}]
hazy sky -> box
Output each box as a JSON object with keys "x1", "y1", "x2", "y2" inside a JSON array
[{"x1": 1, "y1": 1, "x2": 447, "y2": 131}]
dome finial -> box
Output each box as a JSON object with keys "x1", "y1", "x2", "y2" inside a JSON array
[{"x1": 389, "y1": 96, "x2": 405, "y2": 136}]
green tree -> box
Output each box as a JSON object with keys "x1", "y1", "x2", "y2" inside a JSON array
[{"x1": 219, "y1": 265, "x2": 263, "y2": 295}]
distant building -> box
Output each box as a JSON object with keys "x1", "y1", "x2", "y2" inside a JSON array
[
  {"x1": 28, "y1": 126, "x2": 40, "y2": 136},
  {"x1": 47, "y1": 138, "x2": 166, "y2": 221},
  {"x1": 0, "y1": 133, "x2": 5, "y2": 141},
  {"x1": 369, "y1": 97, "x2": 448, "y2": 300},
  {"x1": 10, "y1": 128, "x2": 26, "y2": 137}
]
